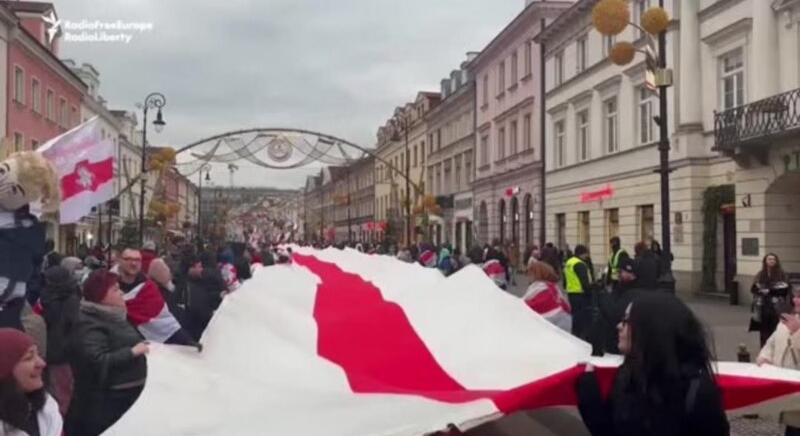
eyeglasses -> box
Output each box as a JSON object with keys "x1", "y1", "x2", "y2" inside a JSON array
[{"x1": 122, "y1": 257, "x2": 142, "y2": 262}]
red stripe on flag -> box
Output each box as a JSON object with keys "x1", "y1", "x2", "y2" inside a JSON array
[
  {"x1": 61, "y1": 157, "x2": 114, "y2": 200},
  {"x1": 294, "y1": 253, "x2": 800, "y2": 415}
]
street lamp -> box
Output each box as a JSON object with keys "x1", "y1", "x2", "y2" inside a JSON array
[
  {"x1": 592, "y1": 0, "x2": 675, "y2": 289},
  {"x1": 138, "y1": 92, "x2": 167, "y2": 247},
  {"x1": 197, "y1": 164, "x2": 211, "y2": 248}
]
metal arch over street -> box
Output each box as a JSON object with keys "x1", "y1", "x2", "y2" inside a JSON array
[{"x1": 174, "y1": 127, "x2": 424, "y2": 195}]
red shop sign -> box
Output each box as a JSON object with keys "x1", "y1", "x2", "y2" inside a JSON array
[{"x1": 580, "y1": 185, "x2": 614, "y2": 203}]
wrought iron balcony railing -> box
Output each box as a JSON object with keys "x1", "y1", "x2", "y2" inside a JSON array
[{"x1": 714, "y1": 88, "x2": 800, "y2": 150}]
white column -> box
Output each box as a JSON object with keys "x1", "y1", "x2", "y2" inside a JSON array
[
  {"x1": 678, "y1": 0, "x2": 702, "y2": 125},
  {"x1": 751, "y1": 1, "x2": 779, "y2": 100}
]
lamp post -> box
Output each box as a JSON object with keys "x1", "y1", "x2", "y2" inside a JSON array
[
  {"x1": 592, "y1": 0, "x2": 674, "y2": 289},
  {"x1": 197, "y1": 164, "x2": 211, "y2": 248},
  {"x1": 138, "y1": 92, "x2": 166, "y2": 247}
]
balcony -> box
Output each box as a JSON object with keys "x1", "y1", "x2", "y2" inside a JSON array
[{"x1": 714, "y1": 88, "x2": 800, "y2": 151}]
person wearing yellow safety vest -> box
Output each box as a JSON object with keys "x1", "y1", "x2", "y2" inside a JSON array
[
  {"x1": 563, "y1": 245, "x2": 595, "y2": 339},
  {"x1": 605, "y1": 237, "x2": 630, "y2": 292}
]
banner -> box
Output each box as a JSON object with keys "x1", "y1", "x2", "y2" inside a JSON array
[{"x1": 38, "y1": 116, "x2": 115, "y2": 224}]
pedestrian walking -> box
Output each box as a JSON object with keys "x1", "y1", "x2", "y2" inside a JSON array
[
  {"x1": 67, "y1": 269, "x2": 148, "y2": 436},
  {"x1": 757, "y1": 284, "x2": 800, "y2": 435},
  {"x1": 576, "y1": 293, "x2": 730, "y2": 436},
  {"x1": 0, "y1": 328, "x2": 62, "y2": 436},
  {"x1": 750, "y1": 253, "x2": 790, "y2": 347}
]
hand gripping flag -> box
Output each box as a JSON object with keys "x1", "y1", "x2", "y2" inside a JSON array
[
  {"x1": 37, "y1": 116, "x2": 115, "y2": 224},
  {"x1": 106, "y1": 248, "x2": 800, "y2": 436}
]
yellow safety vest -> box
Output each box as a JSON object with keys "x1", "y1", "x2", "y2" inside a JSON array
[
  {"x1": 565, "y1": 256, "x2": 587, "y2": 294},
  {"x1": 608, "y1": 249, "x2": 627, "y2": 281}
]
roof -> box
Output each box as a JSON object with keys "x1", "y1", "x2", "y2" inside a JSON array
[
  {"x1": 0, "y1": 1, "x2": 53, "y2": 14},
  {"x1": 534, "y1": 0, "x2": 597, "y2": 43}
]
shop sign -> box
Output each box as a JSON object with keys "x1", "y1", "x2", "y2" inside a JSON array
[{"x1": 580, "y1": 185, "x2": 614, "y2": 203}]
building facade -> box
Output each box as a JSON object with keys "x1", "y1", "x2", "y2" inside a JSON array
[
  {"x1": 374, "y1": 92, "x2": 440, "y2": 245},
  {"x1": 348, "y1": 156, "x2": 376, "y2": 243},
  {"x1": 425, "y1": 54, "x2": 477, "y2": 251},
  {"x1": 711, "y1": 0, "x2": 800, "y2": 301},
  {"x1": 470, "y1": 0, "x2": 572, "y2": 251}
]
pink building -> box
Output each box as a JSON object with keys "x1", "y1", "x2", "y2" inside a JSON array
[
  {"x1": 2, "y1": 1, "x2": 85, "y2": 153},
  {"x1": 468, "y1": 0, "x2": 572, "y2": 249}
]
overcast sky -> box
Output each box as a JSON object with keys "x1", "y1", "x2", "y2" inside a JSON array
[{"x1": 58, "y1": 0, "x2": 523, "y2": 189}]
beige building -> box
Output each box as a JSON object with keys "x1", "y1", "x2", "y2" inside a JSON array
[
  {"x1": 425, "y1": 54, "x2": 477, "y2": 251},
  {"x1": 374, "y1": 92, "x2": 441, "y2": 245}
]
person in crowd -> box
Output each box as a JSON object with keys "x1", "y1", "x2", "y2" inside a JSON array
[
  {"x1": 750, "y1": 253, "x2": 790, "y2": 347},
  {"x1": 116, "y1": 248, "x2": 194, "y2": 346},
  {"x1": 540, "y1": 245, "x2": 562, "y2": 281},
  {"x1": 140, "y1": 241, "x2": 157, "y2": 274},
  {"x1": 232, "y1": 244, "x2": 252, "y2": 282},
  {"x1": 67, "y1": 269, "x2": 148, "y2": 436},
  {"x1": 437, "y1": 247, "x2": 456, "y2": 277},
  {"x1": 184, "y1": 257, "x2": 223, "y2": 341},
  {"x1": 522, "y1": 245, "x2": 540, "y2": 269},
  {"x1": 508, "y1": 243, "x2": 520, "y2": 286},
  {"x1": 218, "y1": 249, "x2": 240, "y2": 293},
  {"x1": 39, "y1": 266, "x2": 81, "y2": 414},
  {"x1": 60, "y1": 257, "x2": 87, "y2": 285},
  {"x1": 397, "y1": 246, "x2": 413, "y2": 263},
  {"x1": 483, "y1": 246, "x2": 508, "y2": 290},
  {"x1": 522, "y1": 261, "x2": 571, "y2": 332},
  {"x1": 148, "y1": 258, "x2": 181, "y2": 322},
  {"x1": 576, "y1": 293, "x2": 729, "y2": 436},
  {"x1": 0, "y1": 328, "x2": 62, "y2": 436},
  {"x1": 632, "y1": 241, "x2": 660, "y2": 291},
  {"x1": 260, "y1": 248, "x2": 275, "y2": 266},
  {"x1": 757, "y1": 285, "x2": 800, "y2": 435},
  {"x1": 419, "y1": 244, "x2": 438, "y2": 268},
  {"x1": 467, "y1": 245, "x2": 484, "y2": 265},
  {"x1": 563, "y1": 244, "x2": 595, "y2": 340},
  {"x1": 606, "y1": 237, "x2": 630, "y2": 292},
  {"x1": 42, "y1": 239, "x2": 61, "y2": 271}
]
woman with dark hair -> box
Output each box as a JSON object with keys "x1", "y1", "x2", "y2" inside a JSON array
[
  {"x1": 576, "y1": 293, "x2": 729, "y2": 436},
  {"x1": 750, "y1": 253, "x2": 790, "y2": 347},
  {"x1": 67, "y1": 269, "x2": 148, "y2": 436},
  {"x1": 0, "y1": 328, "x2": 61, "y2": 436},
  {"x1": 539, "y1": 245, "x2": 562, "y2": 281}
]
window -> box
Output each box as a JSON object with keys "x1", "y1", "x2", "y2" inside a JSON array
[
  {"x1": 482, "y1": 75, "x2": 489, "y2": 106},
  {"x1": 576, "y1": 35, "x2": 588, "y2": 73},
  {"x1": 523, "y1": 114, "x2": 532, "y2": 150},
  {"x1": 31, "y1": 79, "x2": 41, "y2": 113},
  {"x1": 454, "y1": 155, "x2": 462, "y2": 192},
  {"x1": 638, "y1": 87, "x2": 655, "y2": 144},
  {"x1": 604, "y1": 98, "x2": 619, "y2": 153},
  {"x1": 556, "y1": 213, "x2": 566, "y2": 249},
  {"x1": 554, "y1": 50, "x2": 565, "y2": 86},
  {"x1": 497, "y1": 127, "x2": 506, "y2": 160},
  {"x1": 436, "y1": 129, "x2": 442, "y2": 151},
  {"x1": 509, "y1": 120, "x2": 518, "y2": 155},
  {"x1": 554, "y1": 120, "x2": 566, "y2": 167},
  {"x1": 577, "y1": 110, "x2": 590, "y2": 162},
  {"x1": 578, "y1": 211, "x2": 591, "y2": 247},
  {"x1": 413, "y1": 145, "x2": 418, "y2": 167},
  {"x1": 639, "y1": 205, "x2": 655, "y2": 241},
  {"x1": 510, "y1": 51, "x2": 518, "y2": 84},
  {"x1": 46, "y1": 90, "x2": 54, "y2": 121},
  {"x1": 720, "y1": 48, "x2": 744, "y2": 110},
  {"x1": 603, "y1": 35, "x2": 616, "y2": 57},
  {"x1": 634, "y1": 0, "x2": 652, "y2": 38},
  {"x1": 524, "y1": 41, "x2": 533, "y2": 76},
  {"x1": 14, "y1": 67, "x2": 24, "y2": 104},
  {"x1": 606, "y1": 208, "x2": 619, "y2": 257},
  {"x1": 421, "y1": 141, "x2": 426, "y2": 163},
  {"x1": 465, "y1": 152, "x2": 473, "y2": 184},
  {"x1": 480, "y1": 135, "x2": 489, "y2": 165},
  {"x1": 13, "y1": 133, "x2": 23, "y2": 152},
  {"x1": 71, "y1": 106, "x2": 78, "y2": 127},
  {"x1": 59, "y1": 98, "x2": 67, "y2": 127},
  {"x1": 498, "y1": 61, "x2": 506, "y2": 94}
]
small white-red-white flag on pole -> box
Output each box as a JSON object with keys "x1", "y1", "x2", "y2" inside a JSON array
[{"x1": 37, "y1": 116, "x2": 115, "y2": 224}]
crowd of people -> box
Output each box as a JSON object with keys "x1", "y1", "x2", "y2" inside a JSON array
[{"x1": 2, "y1": 233, "x2": 800, "y2": 436}]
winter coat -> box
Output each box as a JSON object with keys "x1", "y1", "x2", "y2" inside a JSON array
[
  {"x1": 0, "y1": 393, "x2": 62, "y2": 436},
  {"x1": 0, "y1": 213, "x2": 45, "y2": 306},
  {"x1": 758, "y1": 321, "x2": 800, "y2": 426},
  {"x1": 40, "y1": 266, "x2": 81, "y2": 364},
  {"x1": 633, "y1": 252, "x2": 660, "y2": 290},
  {"x1": 577, "y1": 362, "x2": 729, "y2": 436}
]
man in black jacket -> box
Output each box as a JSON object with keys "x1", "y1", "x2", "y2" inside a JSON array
[{"x1": 183, "y1": 257, "x2": 224, "y2": 341}]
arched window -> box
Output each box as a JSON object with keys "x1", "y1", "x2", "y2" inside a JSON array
[{"x1": 479, "y1": 202, "x2": 488, "y2": 244}]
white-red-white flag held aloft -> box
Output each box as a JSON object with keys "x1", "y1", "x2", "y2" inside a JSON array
[
  {"x1": 107, "y1": 248, "x2": 800, "y2": 436},
  {"x1": 37, "y1": 116, "x2": 115, "y2": 224}
]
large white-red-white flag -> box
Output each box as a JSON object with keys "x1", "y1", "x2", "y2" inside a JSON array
[
  {"x1": 106, "y1": 248, "x2": 800, "y2": 436},
  {"x1": 37, "y1": 116, "x2": 115, "y2": 224}
]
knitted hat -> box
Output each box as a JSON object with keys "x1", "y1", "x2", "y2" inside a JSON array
[
  {"x1": 0, "y1": 328, "x2": 34, "y2": 380},
  {"x1": 82, "y1": 269, "x2": 119, "y2": 303}
]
